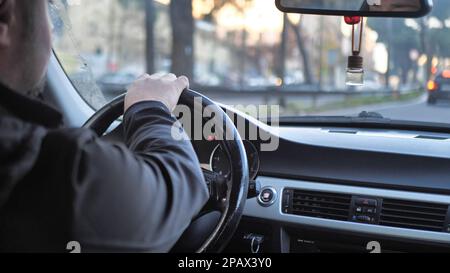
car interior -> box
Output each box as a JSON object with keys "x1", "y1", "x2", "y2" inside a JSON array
[{"x1": 41, "y1": 0, "x2": 450, "y2": 253}]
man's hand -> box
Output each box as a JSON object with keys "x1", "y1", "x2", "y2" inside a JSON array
[{"x1": 124, "y1": 73, "x2": 189, "y2": 112}]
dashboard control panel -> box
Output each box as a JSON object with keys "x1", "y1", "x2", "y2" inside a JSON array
[{"x1": 350, "y1": 196, "x2": 383, "y2": 224}]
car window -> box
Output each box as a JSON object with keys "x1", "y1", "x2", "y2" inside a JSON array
[{"x1": 51, "y1": 0, "x2": 450, "y2": 125}]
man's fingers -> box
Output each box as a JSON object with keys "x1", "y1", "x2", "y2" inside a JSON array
[
  {"x1": 175, "y1": 76, "x2": 189, "y2": 91},
  {"x1": 137, "y1": 73, "x2": 150, "y2": 80},
  {"x1": 161, "y1": 73, "x2": 177, "y2": 82},
  {"x1": 149, "y1": 72, "x2": 166, "y2": 80},
  {"x1": 125, "y1": 73, "x2": 190, "y2": 112}
]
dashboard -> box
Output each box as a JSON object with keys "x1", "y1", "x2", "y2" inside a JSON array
[
  {"x1": 195, "y1": 106, "x2": 450, "y2": 253},
  {"x1": 209, "y1": 140, "x2": 260, "y2": 181}
]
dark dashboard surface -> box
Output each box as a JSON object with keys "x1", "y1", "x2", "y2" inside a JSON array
[
  {"x1": 258, "y1": 135, "x2": 450, "y2": 194},
  {"x1": 195, "y1": 109, "x2": 450, "y2": 195}
]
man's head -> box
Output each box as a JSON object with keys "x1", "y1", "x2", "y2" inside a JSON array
[{"x1": 0, "y1": 0, "x2": 51, "y2": 93}]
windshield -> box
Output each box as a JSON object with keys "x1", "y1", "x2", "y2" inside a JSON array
[{"x1": 51, "y1": 0, "x2": 450, "y2": 125}]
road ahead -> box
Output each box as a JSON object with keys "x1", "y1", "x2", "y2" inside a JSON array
[
  {"x1": 205, "y1": 91, "x2": 450, "y2": 124},
  {"x1": 377, "y1": 102, "x2": 450, "y2": 124},
  {"x1": 318, "y1": 96, "x2": 450, "y2": 124}
]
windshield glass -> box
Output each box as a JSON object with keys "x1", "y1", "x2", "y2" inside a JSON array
[{"x1": 51, "y1": 0, "x2": 450, "y2": 124}]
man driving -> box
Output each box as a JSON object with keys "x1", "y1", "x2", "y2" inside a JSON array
[{"x1": 0, "y1": 0, "x2": 209, "y2": 252}]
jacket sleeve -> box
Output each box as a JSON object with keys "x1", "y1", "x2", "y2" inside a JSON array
[{"x1": 71, "y1": 101, "x2": 209, "y2": 253}]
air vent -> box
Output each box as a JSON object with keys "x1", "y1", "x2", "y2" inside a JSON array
[
  {"x1": 288, "y1": 190, "x2": 352, "y2": 221},
  {"x1": 380, "y1": 199, "x2": 449, "y2": 232},
  {"x1": 328, "y1": 129, "x2": 358, "y2": 135}
]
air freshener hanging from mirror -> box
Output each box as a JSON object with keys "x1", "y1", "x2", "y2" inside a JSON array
[{"x1": 344, "y1": 16, "x2": 365, "y2": 86}]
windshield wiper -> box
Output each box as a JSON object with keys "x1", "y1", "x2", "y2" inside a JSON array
[
  {"x1": 272, "y1": 111, "x2": 450, "y2": 134},
  {"x1": 357, "y1": 111, "x2": 384, "y2": 119},
  {"x1": 276, "y1": 111, "x2": 390, "y2": 124}
]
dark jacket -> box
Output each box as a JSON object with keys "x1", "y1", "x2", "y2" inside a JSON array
[{"x1": 0, "y1": 83, "x2": 209, "y2": 252}]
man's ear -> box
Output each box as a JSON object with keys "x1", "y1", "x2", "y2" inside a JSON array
[{"x1": 0, "y1": 0, "x2": 14, "y2": 47}]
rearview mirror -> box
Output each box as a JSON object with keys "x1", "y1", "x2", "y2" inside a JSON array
[{"x1": 275, "y1": 0, "x2": 433, "y2": 18}]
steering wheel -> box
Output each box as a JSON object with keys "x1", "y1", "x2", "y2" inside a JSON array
[{"x1": 83, "y1": 89, "x2": 249, "y2": 253}]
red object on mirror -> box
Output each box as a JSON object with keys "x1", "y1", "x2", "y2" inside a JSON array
[{"x1": 344, "y1": 16, "x2": 361, "y2": 25}]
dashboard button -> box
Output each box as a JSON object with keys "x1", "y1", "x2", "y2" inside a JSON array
[
  {"x1": 355, "y1": 198, "x2": 377, "y2": 207},
  {"x1": 356, "y1": 215, "x2": 373, "y2": 222},
  {"x1": 258, "y1": 187, "x2": 277, "y2": 207},
  {"x1": 365, "y1": 207, "x2": 377, "y2": 214},
  {"x1": 261, "y1": 191, "x2": 273, "y2": 202}
]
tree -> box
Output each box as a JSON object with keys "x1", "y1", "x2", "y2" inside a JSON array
[
  {"x1": 202, "y1": 0, "x2": 249, "y2": 18},
  {"x1": 422, "y1": 0, "x2": 450, "y2": 80},
  {"x1": 196, "y1": 0, "x2": 251, "y2": 86},
  {"x1": 369, "y1": 0, "x2": 450, "y2": 83},
  {"x1": 287, "y1": 16, "x2": 314, "y2": 85},
  {"x1": 426, "y1": 0, "x2": 450, "y2": 59},
  {"x1": 368, "y1": 18, "x2": 420, "y2": 84},
  {"x1": 170, "y1": 0, "x2": 194, "y2": 79},
  {"x1": 106, "y1": 0, "x2": 156, "y2": 74},
  {"x1": 277, "y1": 13, "x2": 288, "y2": 85},
  {"x1": 145, "y1": 0, "x2": 156, "y2": 74}
]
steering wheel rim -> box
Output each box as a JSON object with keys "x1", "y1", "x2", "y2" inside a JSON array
[{"x1": 83, "y1": 89, "x2": 249, "y2": 253}]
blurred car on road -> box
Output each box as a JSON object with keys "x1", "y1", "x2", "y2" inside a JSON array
[{"x1": 427, "y1": 70, "x2": 450, "y2": 104}]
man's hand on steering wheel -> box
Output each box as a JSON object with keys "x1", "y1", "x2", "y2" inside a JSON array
[
  {"x1": 125, "y1": 73, "x2": 189, "y2": 112},
  {"x1": 84, "y1": 74, "x2": 249, "y2": 252}
]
